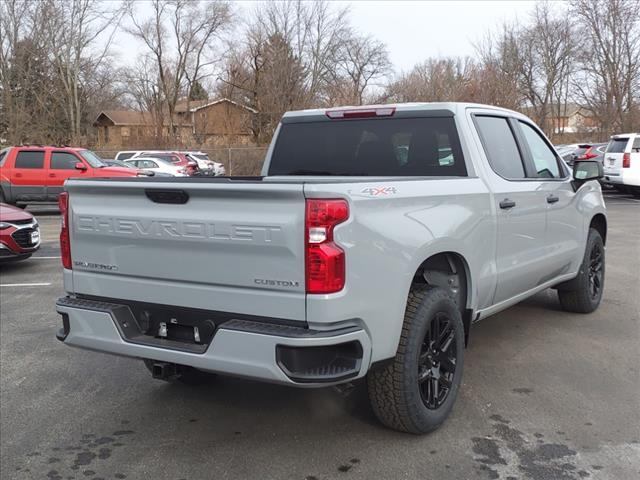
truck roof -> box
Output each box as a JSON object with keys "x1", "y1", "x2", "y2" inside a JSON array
[
  {"x1": 282, "y1": 102, "x2": 526, "y2": 121},
  {"x1": 9, "y1": 145, "x2": 87, "y2": 151}
]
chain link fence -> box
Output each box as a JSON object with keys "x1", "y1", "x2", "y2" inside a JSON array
[{"x1": 94, "y1": 146, "x2": 269, "y2": 176}]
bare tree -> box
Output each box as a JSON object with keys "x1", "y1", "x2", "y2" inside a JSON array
[
  {"x1": 126, "y1": 0, "x2": 231, "y2": 136},
  {"x1": 516, "y1": 2, "x2": 576, "y2": 133},
  {"x1": 385, "y1": 57, "x2": 478, "y2": 103},
  {"x1": 217, "y1": 0, "x2": 350, "y2": 140},
  {"x1": 44, "y1": 0, "x2": 124, "y2": 142},
  {"x1": 0, "y1": 0, "x2": 54, "y2": 143},
  {"x1": 474, "y1": 25, "x2": 524, "y2": 111},
  {"x1": 327, "y1": 34, "x2": 391, "y2": 105},
  {"x1": 570, "y1": 0, "x2": 640, "y2": 133}
]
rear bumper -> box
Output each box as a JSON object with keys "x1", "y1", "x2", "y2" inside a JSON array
[
  {"x1": 602, "y1": 173, "x2": 622, "y2": 185},
  {"x1": 56, "y1": 297, "x2": 372, "y2": 386}
]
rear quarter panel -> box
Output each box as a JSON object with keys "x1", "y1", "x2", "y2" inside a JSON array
[{"x1": 304, "y1": 178, "x2": 495, "y2": 362}]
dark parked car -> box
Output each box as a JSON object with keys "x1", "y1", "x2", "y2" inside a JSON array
[{"x1": 0, "y1": 203, "x2": 40, "y2": 263}]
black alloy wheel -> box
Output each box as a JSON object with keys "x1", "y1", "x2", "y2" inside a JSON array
[
  {"x1": 418, "y1": 312, "x2": 457, "y2": 410},
  {"x1": 588, "y1": 242, "x2": 604, "y2": 300}
]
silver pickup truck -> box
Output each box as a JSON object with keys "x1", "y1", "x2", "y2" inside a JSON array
[{"x1": 56, "y1": 103, "x2": 607, "y2": 434}]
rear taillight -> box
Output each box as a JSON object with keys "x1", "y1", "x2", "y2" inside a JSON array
[
  {"x1": 578, "y1": 148, "x2": 597, "y2": 160},
  {"x1": 623, "y1": 153, "x2": 631, "y2": 168},
  {"x1": 58, "y1": 192, "x2": 71, "y2": 269},
  {"x1": 305, "y1": 199, "x2": 349, "y2": 294}
]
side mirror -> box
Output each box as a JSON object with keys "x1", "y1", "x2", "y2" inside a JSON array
[
  {"x1": 572, "y1": 160, "x2": 602, "y2": 188},
  {"x1": 75, "y1": 162, "x2": 88, "y2": 171}
]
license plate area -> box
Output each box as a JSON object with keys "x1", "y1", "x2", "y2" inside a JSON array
[{"x1": 156, "y1": 318, "x2": 213, "y2": 345}]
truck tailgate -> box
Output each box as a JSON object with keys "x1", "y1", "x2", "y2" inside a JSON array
[{"x1": 65, "y1": 180, "x2": 306, "y2": 321}]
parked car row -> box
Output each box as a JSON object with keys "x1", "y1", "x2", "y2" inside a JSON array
[
  {"x1": 555, "y1": 134, "x2": 639, "y2": 196},
  {"x1": 0, "y1": 146, "x2": 229, "y2": 208},
  {"x1": 113, "y1": 150, "x2": 226, "y2": 176}
]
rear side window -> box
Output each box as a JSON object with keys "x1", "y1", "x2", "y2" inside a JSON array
[
  {"x1": 51, "y1": 152, "x2": 80, "y2": 170},
  {"x1": 269, "y1": 117, "x2": 467, "y2": 176},
  {"x1": 518, "y1": 121, "x2": 562, "y2": 178},
  {"x1": 632, "y1": 138, "x2": 640, "y2": 152},
  {"x1": 474, "y1": 116, "x2": 525, "y2": 179},
  {"x1": 15, "y1": 151, "x2": 45, "y2": 169},
  {"x1": 607, "y1": 138, "x2": 629, "y2": 153},
  {"x1": 116, "y1": 152, "x2": 135, "y2": 160}
]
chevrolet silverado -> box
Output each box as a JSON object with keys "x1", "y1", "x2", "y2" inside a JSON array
[{"x1": 55, "y1": 103, "x2": 607, "y2": 434}]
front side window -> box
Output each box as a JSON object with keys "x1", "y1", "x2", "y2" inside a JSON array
[
  {"x1": 51, "y1": 152, "x2": 81, "y2": 170},
  {"x1": 474, "y1": 116, "x2": 525, "y2": 179},
  {"x1": 78, "y1": 150, "x2": 105, "y2": 168},
  {"x1": 15, "y1": 151, "x2": 45, "y2": 169},
  {"x1": 269, "y1": 117, "x2": 466, "y2": 177},
  {"x1": 518, "y1": 121, "x2": 562, "y2": 178}
]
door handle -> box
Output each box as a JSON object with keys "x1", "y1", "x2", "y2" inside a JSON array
[
  {"x1": 15, "y1": 173, "x2": 22, "y2": 178},
  {"x1": 546, "y1": 195, "x2": 559, "y2": 204},
  {"x1": 499, "y1": 199, "x2": 516, "y2": 209},
  {"x1": 48, "y1": 173, "x2": 56, "y2": 178}
]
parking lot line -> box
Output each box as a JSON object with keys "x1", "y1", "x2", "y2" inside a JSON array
[
  {"x1": 32, "y1": 256, "x2": 61, "y2": 259},
  {"x1": 0, "y1": 282, "x2": 52, "y2": 287}
]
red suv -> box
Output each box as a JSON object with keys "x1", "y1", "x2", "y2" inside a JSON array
[
  {"x1": 0, "y1": 203, "x2": 40, "y2": 262},
  {"x1": 0, "y1": 146, "x2": 138, "y2": 206}
]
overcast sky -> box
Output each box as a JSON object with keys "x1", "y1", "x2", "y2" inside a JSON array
[
  {"x1": 332, "y1": 0, "x2": 538, "y2": 71},
  {"x1": 113, "y1": 0, "x2": 540, "y2": 74}
]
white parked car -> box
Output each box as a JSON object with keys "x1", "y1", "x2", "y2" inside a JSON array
[
  {"x1": 125, "y1": 157, "x2": 188, "y2": 177},
  {"x1": 114, "y1": 150, "x2": 143, "y2": 161},
  {"x1": 183, "y1": 151, "x2": 226, "y2": 176},
  {"x1": 602, "y1": 133, "x2": 640, "y2": 197}
]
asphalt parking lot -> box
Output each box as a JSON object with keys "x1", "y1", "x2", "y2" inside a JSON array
[{"x1": 1, "y1": 191, "x2": 639, "y2": 480}]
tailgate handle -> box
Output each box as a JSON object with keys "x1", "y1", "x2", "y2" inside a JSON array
[{"x1": 145, "y1": 189, "x2": 189, "y2": 204}]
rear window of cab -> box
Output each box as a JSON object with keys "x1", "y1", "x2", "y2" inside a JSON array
[{"x1": 269, "y1": 117, "x2": 467, "y2": 177}]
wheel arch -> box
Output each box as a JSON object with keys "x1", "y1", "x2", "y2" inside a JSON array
[
  {"x1": 411, "y1": 251, "x2": 473, "y2": 346},
  {"x1": 589, "y1": 213, "x2": 607, "y2": 245}
]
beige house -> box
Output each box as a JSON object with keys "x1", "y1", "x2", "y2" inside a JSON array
[
  {"x1": 93, "y1": 98, "x2": 257, "y2": 147},
  {"x1": 549, "y1": 104, "x2": 600, "y2": 134}
]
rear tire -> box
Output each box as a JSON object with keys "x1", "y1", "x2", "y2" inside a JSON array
[
  {"x1": 143, "y1": 359, "x2": 214, "y2": 386},
  {"x1": 367, "y1": 286, "x2": 464, "y2": 434},
  {"x1": 557, "y1": 228, "x2": 605, "y2": 313}
]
